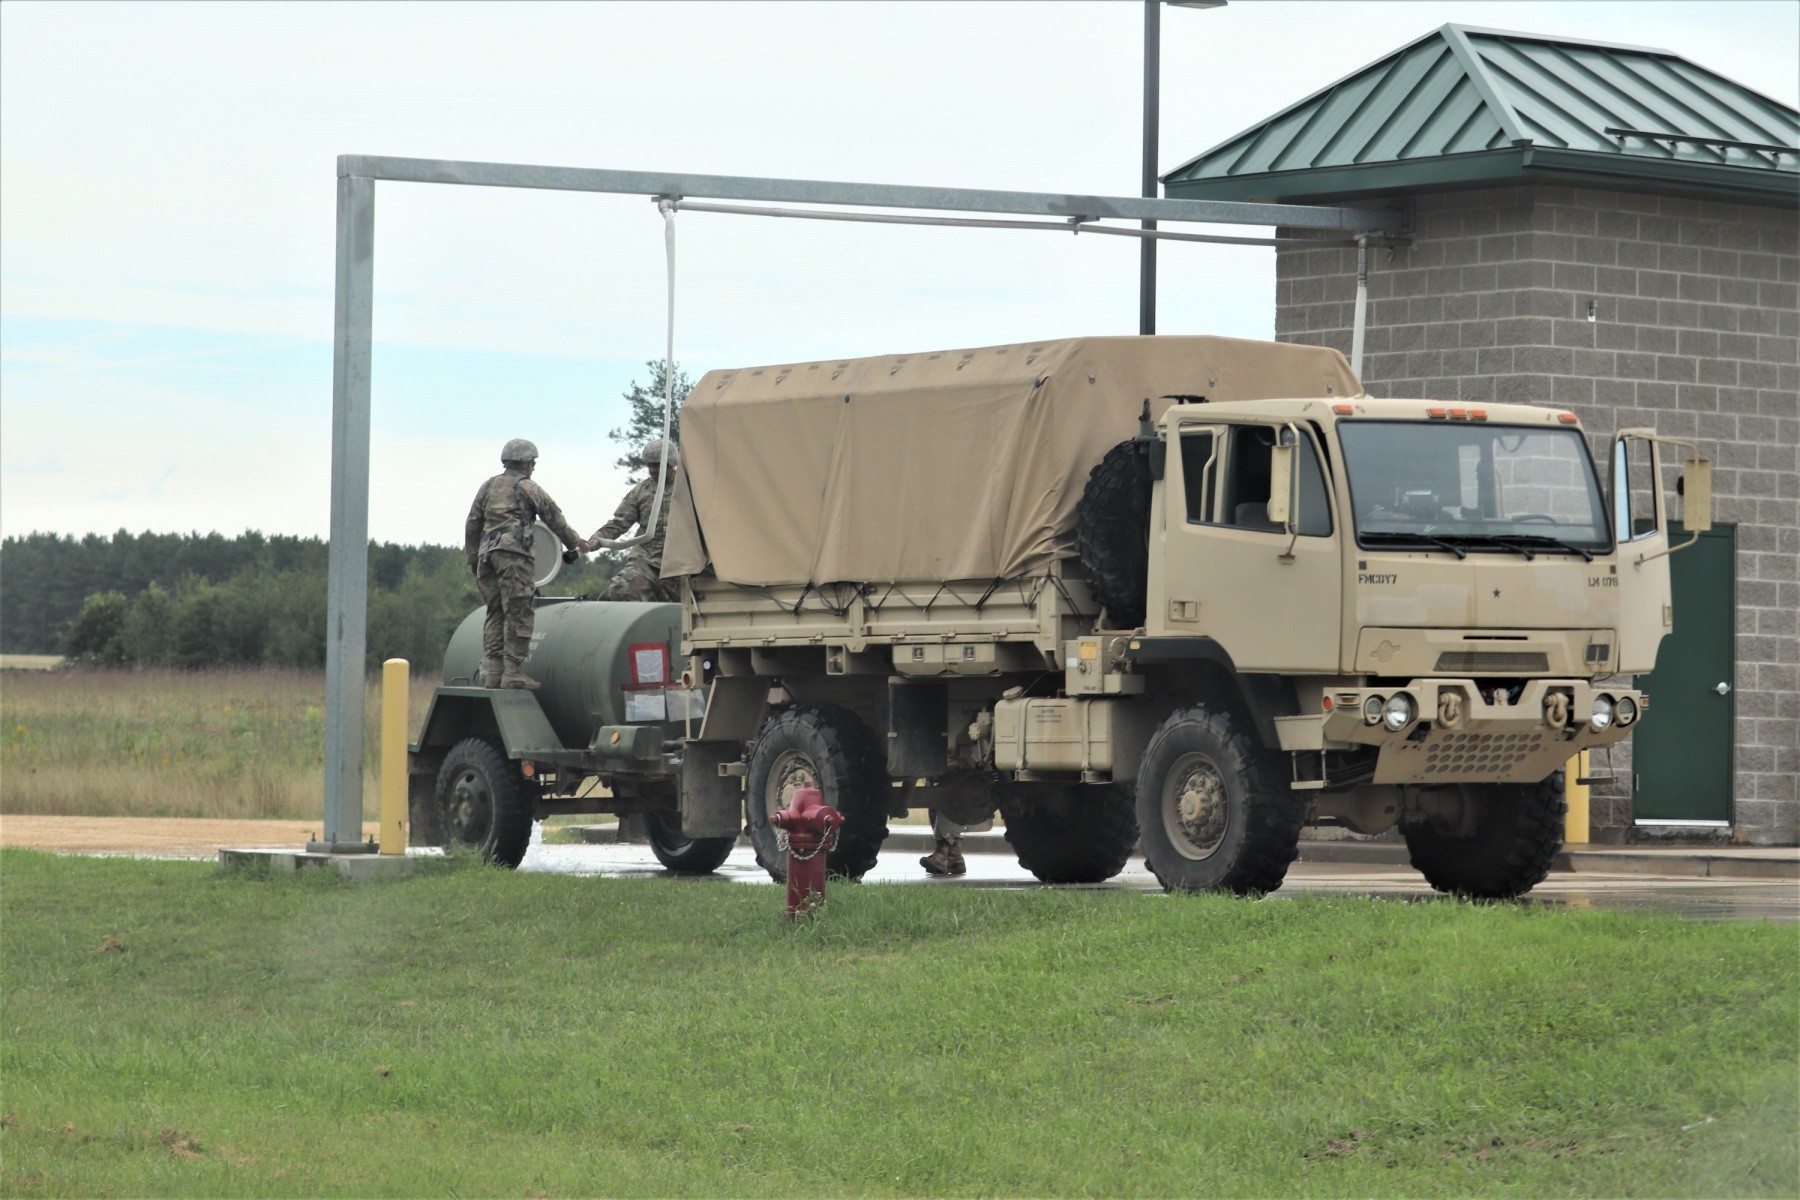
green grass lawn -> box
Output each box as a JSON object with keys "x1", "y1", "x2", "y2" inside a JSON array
[{"x1": 2, "y1": 851, "x2": 1794, "y2": 1198}]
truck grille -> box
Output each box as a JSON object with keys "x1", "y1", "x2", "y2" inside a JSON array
[
  {"x1": 1434, "y1": 651, "x2": 1548, "y2": 673},
  {"x1": 1423, "y1": 732, "x2": 1548, "y2": 775}
]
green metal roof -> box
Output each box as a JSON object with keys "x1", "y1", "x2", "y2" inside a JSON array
[{"x1": 1163, "y1": 25, "x2": 1799, "y2": 205}]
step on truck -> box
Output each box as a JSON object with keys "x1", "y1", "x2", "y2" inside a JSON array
[{"x1": 410, "y1": 335, "x2": 1708, "y2": 899}]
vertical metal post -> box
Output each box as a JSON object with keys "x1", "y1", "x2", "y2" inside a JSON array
[
  {"x1": 1139, "y1": 0, "x2": 1161, "y2": 335},
  {"x1": 1350, "y1": 236, "x2": 1369, "y2": 380},
  {"x1": 314, "y1": 171, "x2": 376, "y2": 854}
]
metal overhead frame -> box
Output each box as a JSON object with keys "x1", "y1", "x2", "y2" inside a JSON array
[{"x1": 316, "y1": 154, "x2": 1408, "y2": 852}]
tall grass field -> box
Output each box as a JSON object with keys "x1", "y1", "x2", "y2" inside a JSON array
[
  {"x1": 1, "y1": 668, "x2": 433, "y2": 820},
  {"x1": 2, "y1": 852, "x2": 1795, "y2": 1197}
]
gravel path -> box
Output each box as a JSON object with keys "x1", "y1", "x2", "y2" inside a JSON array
[{"x1": 1, "y1": 815, "x2": 377, "y2": 857}]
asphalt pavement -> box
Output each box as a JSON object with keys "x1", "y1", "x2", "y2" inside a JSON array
[{"x1": 540, "y1": 825, "x2": 1800, "y2": 923}]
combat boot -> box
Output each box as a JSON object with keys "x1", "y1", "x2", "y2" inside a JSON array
[
  {"x1": 479, "y1": 656, "x2": 502, "y2": 688},
  {"x1": 500, "y1": 659, "x2": 541, "y2": 691},
  {"x1": 920, "y1": 837, "x2": 966, "y2": 877}
]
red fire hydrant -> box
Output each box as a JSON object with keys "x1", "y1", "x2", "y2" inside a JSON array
[{"x1": 769, "y1": 786, "x2": 843, "y2": 918}]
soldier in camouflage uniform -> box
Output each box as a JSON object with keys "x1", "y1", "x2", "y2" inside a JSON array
[
  {"x1": 589, "y1": 439, "x2": 682, "y2": 603},
  {"x1": 464, "y1": 439, "x2": 586, "y2": 690}
]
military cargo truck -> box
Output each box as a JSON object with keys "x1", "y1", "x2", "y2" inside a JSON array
[{"x1": 411, "y1": 335, "x2": 1707, "y2": 899}]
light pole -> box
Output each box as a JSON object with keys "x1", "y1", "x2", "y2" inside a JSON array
[{"x1": 1142, "y1": 0, "x2": 1226, "y2": 335}]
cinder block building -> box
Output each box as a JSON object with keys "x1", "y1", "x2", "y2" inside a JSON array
[{"x1": 1165, "y1": 26, "x2": 1799, "y2": 843}]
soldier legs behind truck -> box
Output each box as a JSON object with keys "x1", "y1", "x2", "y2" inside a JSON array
[
  {"x1": 598, "y1": 555, "x2": 680, "y2": 603},
  {"x1": 921, "y1": 810, "x2": 966, "y2": 876},
  {"x1": 476, "y1": 548, "x2": 540, "y2": 688}
]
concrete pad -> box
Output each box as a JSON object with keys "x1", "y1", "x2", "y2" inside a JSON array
[{"x1": 218, "y1": 847, "x2": 422, "y2": 880}]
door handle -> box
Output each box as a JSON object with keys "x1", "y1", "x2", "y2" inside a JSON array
[{"x1": 1715, "y1": 682, "x2": 1731, "y2": 696}]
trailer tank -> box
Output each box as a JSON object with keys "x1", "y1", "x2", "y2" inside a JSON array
[{"x1": 440, "y1": 599, "x2": 693, "y2": 750}]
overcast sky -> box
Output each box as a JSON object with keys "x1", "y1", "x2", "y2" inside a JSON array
[{"x1": 3, "y1": 0, "x2": 1795, "y2": 546}]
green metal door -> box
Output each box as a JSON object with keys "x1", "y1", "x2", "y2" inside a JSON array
[{"x1": 1632, "y1": 523, "x2": 1734, "y2": 825}]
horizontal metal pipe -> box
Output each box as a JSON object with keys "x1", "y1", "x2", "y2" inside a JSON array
[
  {"x1": 669, "y1": 198, "x2": 1341, "y2": 248},
  {"x1": 337, "y1": 154, "x2": 1405, "y2": 234}
]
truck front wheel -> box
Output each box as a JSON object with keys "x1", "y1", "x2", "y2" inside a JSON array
[
  {"x1": 435, "y1": 737, "x2": 535, "y2": 868},
  {"x1": 1003, "y1": 784, "x2": 1139, "y2": 883},
  {"x1": 644, "y1": 811, "x2": 736, "y2": 875},
  {"x1": 1136, "y1": 705, "x2": 1304, "y2": 894},
  {"x1": 1402, "y1": 775, "x2": 1565, "y2": 899},
  {"x1": 744, "y1": 705, "x2": 889, "y2": 882}
]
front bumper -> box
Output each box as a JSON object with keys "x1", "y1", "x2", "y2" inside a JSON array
[{"x1": 1277, "y1": 678, "x2": 1644, "y2": 785}]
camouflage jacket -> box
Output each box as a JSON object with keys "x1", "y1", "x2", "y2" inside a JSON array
[
  {"x1": 594, "y1": 473, "x2": 676, "y2": 568},
  {"x1": 464, "y1": 470, "x2": 580, "y2": 571}
]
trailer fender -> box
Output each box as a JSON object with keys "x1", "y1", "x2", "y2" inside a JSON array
[{"x1": 412, "y1": 686, "x2": 566, "y2": 758}]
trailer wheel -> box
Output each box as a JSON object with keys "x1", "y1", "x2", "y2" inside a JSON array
[
  {"x1": 1076, "y1": 438, "x2": 1152, "y2": 628},
  {"x1": 1003, "y1": 784, "x2": 1138, "y2": 883},
  {"x1": 1402, "y1": 774, "x2": 1566, "y2": 900},
  {"x1": 644, "y1": 811, "x2": 736, "y2": 875},
  {"x1": 435, "y1": 737, "x2": 535, "y2": 868},
  {"x1": 744, "y1": 705, "x2": 889, "y2": 882},
  {"x1": 1136, "y1": 705, "x2": 1304, "y2": 894}
]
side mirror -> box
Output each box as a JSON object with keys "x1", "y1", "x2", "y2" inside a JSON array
[
  {"x1": 1681, "y1": 456, "x2": 1713, "y2": 533},
  {"x1": 1267, "y1": 436, "x2": 1294, "y2": 528}
]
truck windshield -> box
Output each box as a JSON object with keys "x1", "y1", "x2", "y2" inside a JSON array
[{"x1": 1337, "y1": 422, "x2": 1610, "y2": 555}]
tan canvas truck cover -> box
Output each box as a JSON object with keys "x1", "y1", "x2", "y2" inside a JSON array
[{"x1": 663, "y1": 335, "x2": 1361, "y2": 587}]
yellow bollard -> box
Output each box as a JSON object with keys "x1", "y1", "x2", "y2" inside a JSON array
[
  {"x1": 1563, "y1": 749, "x2": 1590, "y2": 845},
  {"x1": 380, "y1": 658, "x2": 409, "y2": 855}
]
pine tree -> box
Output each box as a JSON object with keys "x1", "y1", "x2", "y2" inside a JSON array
[{"x1": 609, "y1": 359, "x2": 693, "y2": 472}]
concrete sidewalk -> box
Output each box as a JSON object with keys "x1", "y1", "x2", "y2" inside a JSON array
[{"x1": 566, "y1": 823, "x2": 1799, "y2": 881}]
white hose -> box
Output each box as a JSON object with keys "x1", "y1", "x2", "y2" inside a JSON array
[{"x1": 595, "y1": 199, "x2": 677, "y2": 551}]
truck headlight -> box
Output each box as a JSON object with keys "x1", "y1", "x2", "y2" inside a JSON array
[
  {"x1": 1590, "y1": 695, "x2": 1615, "y2": 731},
  {"x1": 1615, "y1": 696, "x2": 1637, "y2": 728},
  {"x1": 1383, "y1": 693, "x2": 1415, "y2": 731},
  {"x1": 1362, "y1": 696, "x2": 1385, "y2": 726}
]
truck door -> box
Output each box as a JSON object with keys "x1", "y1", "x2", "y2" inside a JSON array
[{"x1": 1152, "y1": 418, "x2": 1342, "y2": 671}]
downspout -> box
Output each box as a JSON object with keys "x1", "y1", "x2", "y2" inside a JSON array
[{"x1": 1350, "y1": 235, "x2": 1369, "y2": 381}]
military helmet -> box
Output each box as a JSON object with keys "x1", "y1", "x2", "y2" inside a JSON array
[
  {"x1": 641, "y1": 438, "x2": 679, "y2": 468},
  {"x1": 500, "y1": 438, "x2": 539, "y2": 466}
]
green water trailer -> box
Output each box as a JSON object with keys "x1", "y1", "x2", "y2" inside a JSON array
[{"x1": 407, "y1": 598, "x2": 732, "y2": 871}]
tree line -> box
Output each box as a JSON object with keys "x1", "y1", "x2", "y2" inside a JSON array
[{"x1": 1, "y1": 530, "x2": 622, "y2": 672}]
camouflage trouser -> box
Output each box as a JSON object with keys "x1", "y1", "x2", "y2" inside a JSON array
[
  {"x1": 599, "y1": 556, "x2": 679, "y2": 603},
  {"x1": 476, "y1": 549, "x2": 537, "y2": 666}
]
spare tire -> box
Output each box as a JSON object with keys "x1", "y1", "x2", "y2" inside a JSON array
[{"x1": 1077, "y1": 438, "x2": 1153, "y2": 627}]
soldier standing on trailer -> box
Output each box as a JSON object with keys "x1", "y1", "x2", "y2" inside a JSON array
[
  {"x1": 589, "y1": 438, "x2": 682, "y2": 602},
  {"x1": 464, "y1": 438, "x2": 587, "y2": 690}
]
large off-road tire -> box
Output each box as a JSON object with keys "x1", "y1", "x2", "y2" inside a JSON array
[
  {"x1": 644, "y1": 810, "x2": 736, "y2": 875},
  {"x1": 1403, "y1": 774, "x2": 1566, "y2": 900},
  {"x1": 435, "y1": 737, "x2": 535, "y2": 868},
  {"x1": 744, "y1": 705, "x2": 889, "y2": 883},
  {"x1": 1003, "y1": 784, "x2": 1139, "y2": 884},
  {"x1": 1076, "y1": 438, "x2": 1153, "y2": 628},
  {"x1": 1136, "y1": 705, "x2": 1305, "y2": 894}
]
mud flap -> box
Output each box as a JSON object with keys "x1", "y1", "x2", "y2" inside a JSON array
[{"x1": 681, "y1": 742, "x2": 746, "y2": 838}]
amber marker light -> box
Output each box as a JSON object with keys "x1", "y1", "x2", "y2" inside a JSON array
[{"x1": 1557, "y1": 412, "x2": 1580, "y2": 424}]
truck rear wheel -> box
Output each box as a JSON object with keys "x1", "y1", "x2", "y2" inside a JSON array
[
  {"x1": 435, "y1": 737, "x2": 535, "y2": 868},
  {"x1": 1076, "y1": 438, "x2": 1152, "y2": 628},
  {"x1": 1136, "y1": 705, "x2": 1304, "y2": 894},
  {"x1": 1403, "y1": 775, "x2": 1566, "y2": 899},
  {"x1": 1003, "y1": 784, "x2": 1138, "y2": 883},
  {"x1": 644, "y1": 811, "x2": 736, "y2": 875},
  {"x1": 744, "y1": 705, "x2": 889, "y2": 882}
]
